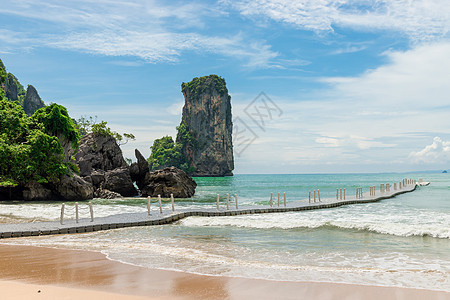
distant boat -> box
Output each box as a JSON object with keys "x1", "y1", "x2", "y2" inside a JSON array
[{"x1": 443, "y1": 170, "x2": 448, "y2": 173}]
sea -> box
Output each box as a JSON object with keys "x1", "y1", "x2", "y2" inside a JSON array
[{"x1": 1, "y1": 173, "x2": 449, "y2": 292}]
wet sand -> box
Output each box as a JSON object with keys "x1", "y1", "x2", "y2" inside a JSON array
[{"x1": 0, "y1": 244, "x2": 448, "y2": 300}]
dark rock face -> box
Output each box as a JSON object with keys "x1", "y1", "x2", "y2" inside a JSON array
[
  {"x1": 94, "y1": 188, "x2": 122, "y2": 199},
  {"x1": 23, "y1": 85, "x2": 45, "y2": 116},
  {"x1": 129, "y1": 149, "x2": 149, "y2": 189},
  {"x1": 22, "y1": 182, "x2": 52, "y2": 201},
  {"x1": 102, "y1": 167, "x2": 137, "y2": 197},
  {"x1": 75, "y1": 133, "x2": 128, "y2": 177},
  {"x1": 5, "y1": 74, "x2": 18, "y2": 102},
  {"x1": 53, "y1": 174, "x2": 94, "y2": 201},
  {"x1": 74, "y1": 133, "x2": 138, "y2": 197},
  {"x1": 141, "y1": 167, "x2": 196, "y2": 198},
  {"x1": 178, "y1": 75, "x2": 234, "y2": 176}
]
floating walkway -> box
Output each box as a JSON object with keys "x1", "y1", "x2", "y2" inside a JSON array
[{"x1": 0, "y1": 181, "x2": 419, "y2": 239}]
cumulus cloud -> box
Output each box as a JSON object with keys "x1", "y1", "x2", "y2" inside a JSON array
[
  {"x1": 410, "y1": 137, "x2": 450, "y2": 163},
  {"x1": 224, "y1": 0, "x2": 450, "y2": 42}
]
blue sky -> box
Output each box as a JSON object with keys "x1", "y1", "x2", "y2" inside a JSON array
[{"x1": 1, "y1": 0, "x2": 449, "y2": 173}]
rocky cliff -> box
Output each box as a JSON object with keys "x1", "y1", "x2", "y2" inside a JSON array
[
  {"x1": 177, "y1": 75, "x2": 234, "y2": 176},
  {"x1": 23, "y1": 85, "x2": 45, "y2": 116},
  {"x1": 0, "y1": 59, "x2": 44, "y2": 115}
]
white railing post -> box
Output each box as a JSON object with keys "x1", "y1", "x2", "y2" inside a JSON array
[
  {"x1": 309, "y1": 191, "x2": 311, "y2": 203},
  {"x1": 216, "y1": 194, "x2": 220, "y2": 210},
  {"x1": 75, "y1": 202, "x2": 79, "y2": 223},
  {"x1": 336, "y1": 188, "x2": 339, "y2": 200},
  {"x1": 88, "y1": 202, "x2": 94, "y2": 222},
  {"x1": 235, "y1": 194, "x2": 238, "y2": 209},
  {"x1": 158, "y1": 195, "x2": 162, "y2": 214},
  {"x1": 284, "y1": 192, "x2": 286, "y2": 207},
  {"x1": 314, "y1": 190, "x2": 316, "y2": 203},
  {"x1": 318, "y1": 189, "x2": 321, "y2": 202},
  {"x1": 147, "y1": 196, "x2": 151, "y2": 215},
  {"x1": 171, "y1": 194, "x2": 175, "y2": 212},
  {"x1": 226, "y1": 193, "x2": 229, "y2": 210},
  {"x1": 60, "y1": 203, "x2": 65, "y2": 225},
  {"x1": 270, "y1": 192, "x2": 273, "y2": 207},
  {"x1": 277, "y1": 192, "x2": 280, "y2": 207},
  {"x1": 344, "y1": 188, "x2": 346, "y2": 200}
]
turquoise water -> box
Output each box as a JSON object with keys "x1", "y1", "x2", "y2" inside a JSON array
[{"x1": 1, "y1": 173, "x2": 449, "y2": 291}]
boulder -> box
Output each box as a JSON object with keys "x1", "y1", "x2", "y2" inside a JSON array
[
  {"x1": 141, "y1": 167, "x2": 196, "y2": 198},
  {"x1": 22, "y1": 182, "x2": 52, "y2": 201},
  {"x1": 102, "y1": 167, "x2": 138, "y2": 197},
  {"x1": 94, "y1": 188, "x2": 122, "y2": 199},
  {"x1": 54, "y1": 174, "x2": 94, "y2": 201},
  {"x1": 75, "y1": 133, "x2": 127, "y2": 177}
]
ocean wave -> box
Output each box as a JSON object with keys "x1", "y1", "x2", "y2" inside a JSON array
[{"x1": 178, "y1": 212, "x2": 450, "y2": 239}]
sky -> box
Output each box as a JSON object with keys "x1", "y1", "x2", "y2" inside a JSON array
[{"x1": 1, "y1": 0, "x2": 449, "y2": 174}]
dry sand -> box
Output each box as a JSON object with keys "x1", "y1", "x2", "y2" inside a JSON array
[{"x1": 0, "y1": 244, "x2": 448, "y2": 300}]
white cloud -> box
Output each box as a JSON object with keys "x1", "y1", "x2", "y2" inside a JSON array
[
  {"x1": 225, "y1": 0, "x2": 450, "y2": 42},
  {"x1": 0, "y1": 0, "x2": 279, "y2": 68},
  {"x1": 410, "y1": 137, "x2": 450, "y2": 164}
]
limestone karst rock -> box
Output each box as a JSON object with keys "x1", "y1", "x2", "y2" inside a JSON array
[
  {"x1": 23, "y1": 85, "x2": 45, "y2": 116},
  {"x1": 75, "y1": 133, "x2": 138, "y2": 197},
  {"x1": 177, "y1": 75, "x2": 234, "y2": 176}
]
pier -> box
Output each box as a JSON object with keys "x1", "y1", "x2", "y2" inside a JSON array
[{"x1": 0, "y1": 179, "x2": 419, "y2": 239}]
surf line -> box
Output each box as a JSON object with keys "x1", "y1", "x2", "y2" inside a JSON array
[{"x1": 0, "y1": 179, "x2": 420, "y2": 239}]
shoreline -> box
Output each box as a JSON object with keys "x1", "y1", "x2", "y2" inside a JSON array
[{"x1": 0, "y1": 243, "x2": 448, "y2": 300}]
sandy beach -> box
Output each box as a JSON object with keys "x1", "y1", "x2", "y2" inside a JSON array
[{"x1": 0, "y1": 244, "x2": 448, "y2": 300}]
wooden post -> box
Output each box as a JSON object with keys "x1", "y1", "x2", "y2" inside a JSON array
[
  {"x1": 226, "y1": 193, "x2": 229, "y2": 210},
  {"x1": 158, "y1": 195, "x2": 162, "y2": 214},
  {"x1": 75, "y1": 202, "x2": 79, "y2": 223},
  {"x1": 235, "y1": 194, "x2": 238, "y2": 209},
  {"x1": 147, "y1": 196, "x2": 151, "y2": 215},
  {"x1": 309, "y1": 191, "x2": 311, "y2": 204},
  {"x1": 314, "y1": 190, "x2": 316, "y2": 202},
  {"x1": 340, "y1": 188, "x2": 342, "y2": 200},
  {"x1": 277, "y1": 192, "x2": 280, "y2": 207},
  {"x1": 171, "y1": 194, "x2": 175, "y2": 212},
  {"x1": 216, "y1": 194, "x2": 220, "y2": 210},
  {"x1": 89, "y1": 202, "x2": 94, "y2": 222},
  {"x1": 336, "y1": 188, "x2": 339, "y2": 200},
  {"x1": 344, "y1": 188, "x2": 346, "y2": 200},
  {"x1": 60, "y1": 203, "x2": 65, "y2": 225},
  {"x1": 270, "y1": 192, "x2": 273, "y2": 207},
  {"x1": 317, "y1": 190, "x2": 320, "y2": 202},
  {"x1": 284, "y1": 192, "x2": 286, "y2": 207},
  {"x1": 356, "y1": 189, "x2": 358, "y2": 199}
]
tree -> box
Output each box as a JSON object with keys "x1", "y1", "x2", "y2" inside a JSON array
[
  {"x1": 77, "y1": 116, "x2": 135, "y2": 146},
  {"x1": 0, "y1": 98, "x2": 75, "y2": 186},
  {"x1": 32, "y1": 103, "x2": 80, "y2": 149}
]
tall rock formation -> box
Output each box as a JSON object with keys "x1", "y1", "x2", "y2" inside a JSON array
[
  {"x1": 177, "y1": 75, "x2": 234, "y2": 176},
  {"x1": 74, "y1": 133, "x2": 138, "y2": 197},
  {"x1": 23, "y1": 85, "x2": 45, "y2": 116}
]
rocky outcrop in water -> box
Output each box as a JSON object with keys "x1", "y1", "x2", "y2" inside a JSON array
[
  {"x1": 75, "y1": 133, "x2": 138, "y2": 197},
  {"x1": 178, "y1": 75, "x2": 234, "y2": 176},
  {"x1": 140, "y1": 167, "x2": 197, "y2": 198}
]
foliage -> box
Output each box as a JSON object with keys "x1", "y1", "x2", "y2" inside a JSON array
[
  {"x1": 32, "y1": 103, "x2": 80, "y2": 149},
  {"x1": 0, "y1": 98, "x2": 71, "y2": 186},
  {"x1": 0, "y1": 59, "x2": 6, "y2": 99},
  {"x1": 77, "y1": 116, "x2": 135, "y2": 146},
  {"x1": 181, "y1": 75, "x2": 228, "y2": 101},
  {"x1": 147, "y1": 124, "x2": 196, "y2": 174}
]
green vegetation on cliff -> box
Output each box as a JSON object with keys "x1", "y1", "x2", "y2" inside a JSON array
[
  {"x1": 181, "y1": 75, "x2": 228, "y2": 101},
  {"x1": 147, "y1": 124, "x2": 195, "y2": 174},
  {"x1": 75, "y1": 116, "x2": 135, "y2": 146},
  {"x1": 32, "y1": 103, "x2": 80, "y2": 149},
  {"x1": 0, "y1": 99, "x2": 75, "y2": 186}
]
